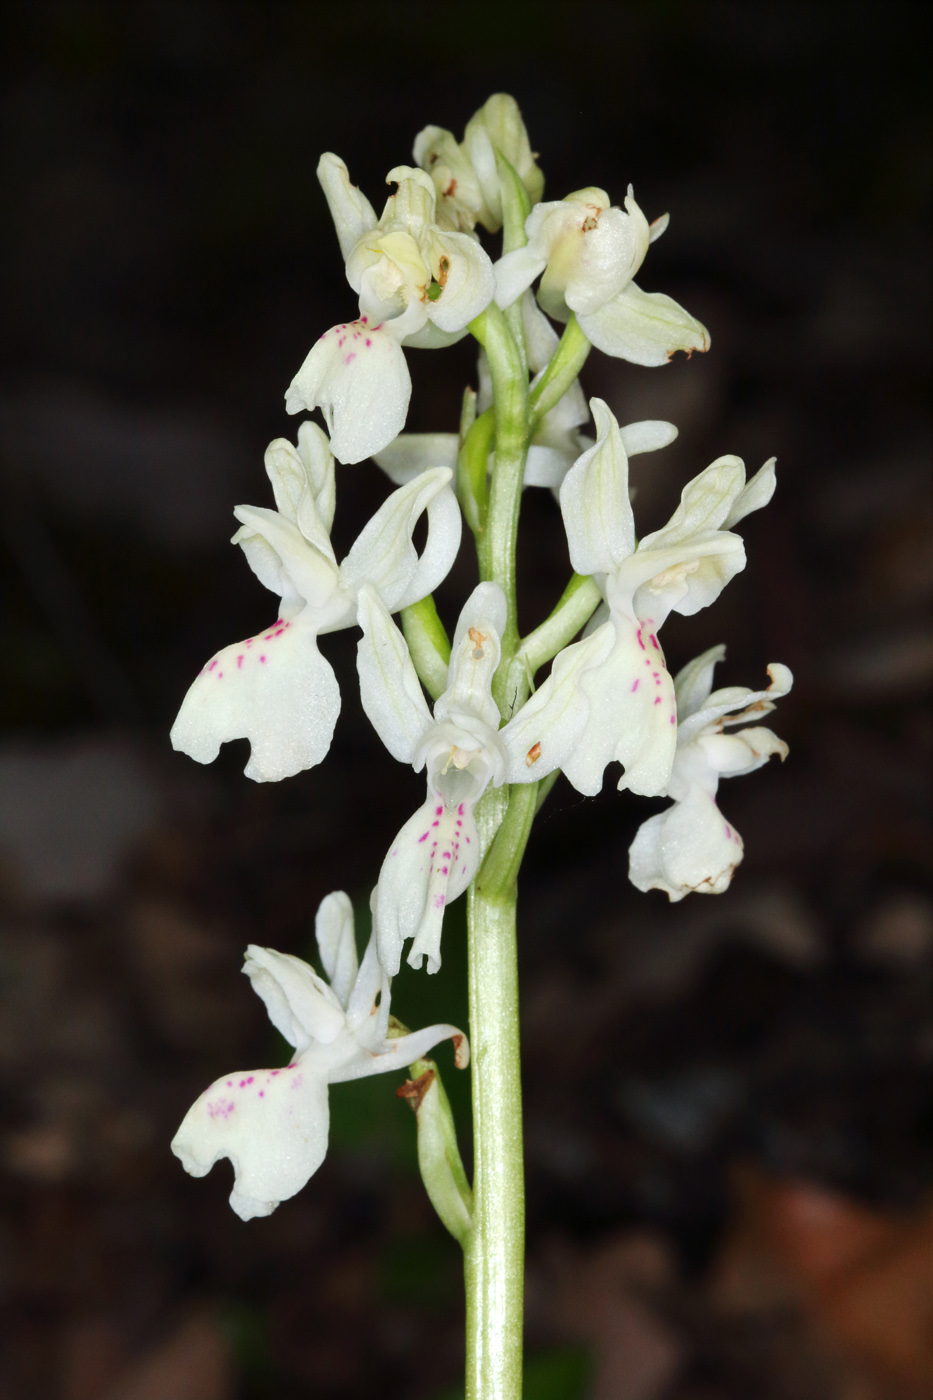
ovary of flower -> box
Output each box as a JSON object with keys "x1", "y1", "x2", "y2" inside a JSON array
[
  {"x1": 170, "y1": 424, "x2": 461, "y2": 782},
  {"x1": 629, "y1": 648, "x2": 792, "y2": 901},
  {"x1": 171, "y1": 891, "x2": 468, "y2": 1221},
  {"x1": 357, "y1": 581, "x2": 533, "y2": 976},
  {"x1": 501, "y1": 399, "x2": 777, "y2": 799},
  {"x1": 285, "y1": 159, "x2": 495, "y2": 464},
  {"x1": 414, "y1": 93, "x2": 544, "y2": 233},
  {"x1": 494, "y1": 185, "x2": 709, "y2": 367}
]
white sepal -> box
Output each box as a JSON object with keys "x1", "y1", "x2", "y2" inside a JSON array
[
  {"x1": 356, "y1": 586, "x2": 433, "y2": 764},
  {"x1": 285, "y1": 318, "x2": 411, "y2": 465},
  {"x1": 559, "y1": 398, "x2": 635, "y2": 576},
  {"x1": 317, "y1": 153, "x2": 378, "y2": 260},
  {"x1": 372, "y1": 433, "x2": 458, "y2": 485},
  {"x1": 337, "y1": 467, "x2": 461, "y2": 616},
  {"x1": 315, "y1": 890, "x2": 359, "y2": 1009},
  {"x1": 578, "y1": 282, "x2": 710, "y2": 366}
]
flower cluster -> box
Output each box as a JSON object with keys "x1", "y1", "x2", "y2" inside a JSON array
[{"x1": 170, "y1": 94, "x2": 791, "y2": 1218}]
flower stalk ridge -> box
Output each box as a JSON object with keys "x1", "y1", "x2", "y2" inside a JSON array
[
  {"x1": 168, "y1": 92, "x2": 792, "y2": 1400},
  {"x1": 171, "y1": 891, "x2": 467, "y2": 1220}
]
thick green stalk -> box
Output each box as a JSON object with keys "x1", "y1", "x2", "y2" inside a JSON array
[
  {"x1": 464, "y1": 782, "x2": 537, "y2": 1400},
  {"x1": 469, "y1": 305, "x2": 529, "y2": 682},
  {"x1": 528, "y1": 313, "x2": 591, "y2": 431}
]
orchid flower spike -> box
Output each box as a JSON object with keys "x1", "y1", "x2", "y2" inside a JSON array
[
  {"x1": 502, "y1": 399, "x2": 777, "y2": 798},
  {"x1": 494, "y1": 185, "x2": 709, "y2": 366},
  {"x1": 374, "y1": 293, "x2": 678, "y2": 494},
  {"x1": 629, "y1": 648, "x2": 792, "y2": 900},
  {"x1": 171, "y1": 891, "x2": 468, "y2": 1220},
  {"x1": 170, "y1": 424, "x2": 461, "y2": 781},
  {"x1": 358, "y1": 581, "x2": 534, "y2": 975},
  {"x1": 285, "y1": 159, "x2": 496, "y2": 463},
  {"x1": 414, "y1": 93, "x2": 544, "y2": 234}
]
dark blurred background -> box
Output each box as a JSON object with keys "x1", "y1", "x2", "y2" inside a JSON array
[{"x1": 0, "y1": 3, "x2": 930, "y2": 1398}]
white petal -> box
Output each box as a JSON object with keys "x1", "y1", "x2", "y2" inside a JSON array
[
  {"x1": 436, "y1": 582, "x2": 506, "y2": 733},
  {"x1": 521, "y1": 291, "x2": 560, "y2": 372},
  {"x1": 698, "y1": 727, "x2": 788, "y2": 779},
  {"x1": 523, "y1": 442, "x2": 577, "y2": 489},
  {"x1": 243, "y1": 945, "x2": 345, "y2": 1048},
  {"x1": 628, "y1": 786, "x2": 743, "y2": 901},
  {"x1": 641, "y1": 457, "x2": 747, "y2": 547},
  {"x1": 579, "y1": 282, "x2": 710, "y2": 366},
  {"x1": 330, "y1": 1020, "x2": 469, "y2": 1083},
  {"x1": 428, "y1": 231, "x2": 496, "y2": 332},
  {"x1": 494, "y1": 245, "x2": 548, "y2": 310},
  {"x1": 375, "y1": 792, "x2": 479, "y2": 975},
  {"x1": 338, "y1": 468, "x2": 461, "y2": 616},
  {"x1": 262, "y1": 430, "x2": 336, "y2": 562},
  {"x1": 724, "y1": 457, "x2": 777, "y2": 527},
  {"x1": 344, "y1": 932, "x2": 390, "y2": 1046},
  {"x1": 169, "y1": 614, "x2": 341, "y2": 782},
  {"x1": 620, "y1": 420, "x2": 679, "y2": 457},
  {"x1": 559, "y1": 398, "x2": 635, "y2": 576},
  {"x1": 314, "y1": 891, "x2": 358, "y2": 1009},
  {"x1": 372, "y1": 433, "x2": 459, "y2": 485},
  {"x1": 673, "y1": 644, "x2": 726, "y2": 720},
  {"x1": 284, "y1": 319, "x2": 411, "y2": 465},
  {"x1": 561, "y1": 201, "x2": 650, "y2": 316},
  {"x1": 356, "y1": 586, "x2": 432, "y2": 764},
  {"x1": 627, "y1": 532, "x2": 747, "y2": 624},
  {"x1": 317, "y1": 153, "x2": 378, "y2": 260},
  {"x1": 501, "y1": 623, "x2": 616, "y2": 783},
  {"x1": 233, "y1": 505, "x2": 342, "y2": 613},
  {"x1": 680, "y1": 662, "x2": 794, "y2": 743},
  {"x1": 561, "y1": 612, "x2": 678, "y2": 798},
  {"x1": 171, "y1": 1059, "x2": 331, "y2": 1220}
]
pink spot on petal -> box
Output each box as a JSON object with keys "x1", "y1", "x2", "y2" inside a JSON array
[
  {"x1": 441, "y1": 866, "x2": 449, "y2": 875},
  {"x1": 654, "y1": 696, "x2": 661, "y2": 705},
  {"x1": 365, "y1": 338, "x2": 372, "y2": 346},
  {"x1": 237, "y1": 656, "x2": 244, "y2": 668},
  {"x1": 418, "y1": 832, "x2": 428, "y2": 843},
  {"x1": 631, "y1": 679, "x2": 639, "y2": 692},
  {"x1": 260, "y1": 655, "x2": 266, "y2": 663},
  {"x1": 636, "y1": 630, "x2": 645, "y2": 650},
  {"x1": 344, "y1": 353, "x2": 356, "y2": 364},
  {"x1": 432, "y1": 820, "x2": 439, "y2": 828},
  {"x1": 670, "y1": 714, "x2": 676, "y2": 725},
  {"x1": 259, "y1": 1090, "x2": 265, "y2": 1097},
  {"x1": 433, "y1": 894, "x2": 446, "y2": 909},
  {"x1": 207, "y1": 659, "x2": 218, "y2": 671}
]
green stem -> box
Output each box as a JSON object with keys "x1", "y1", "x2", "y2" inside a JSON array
[
  {"x1": 518, "y1": 573, "x2": 603, "y2": 677},
  {"x1": 469, "y1": 304, "x2": 529, "y2": 706},
  {"x1": 464, "y1": 782, "x2": 537, "y2": 1400},
  {"x1": 528, "y1": 313, "x2": 592, "y2": 431}
]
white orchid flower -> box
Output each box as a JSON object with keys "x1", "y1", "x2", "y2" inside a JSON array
[
  {"x1": 358, "y1": 581, "x2": 531, "y2": 975},
  {"x1": 494, "y1": 185, "x2": 709, "y2": 366},
  {"x1": 501, "y1": 399, "x2": 776, "y2": 798},
  {"x1": 171, "y1": 891, "x2": 468, "y2": 1220},
  {"x1": 373, "y1": 293, "x2": 678, "y2": 492},
  {"x1": 285, "y1": 159, "x2": 496, "y2": 463},
  {"x1": 414, "y1": 93, "x2": 545, "y2": 234},
  {"x1": 629, "y1": 648, "x2": 792, "y2": 900},
  {"x1": 171, "y1": 423, "x2": 461, "y2": 782}
]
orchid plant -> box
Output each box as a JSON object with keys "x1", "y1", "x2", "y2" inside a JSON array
[{"x1": 169, "y1": 94, "x2": 791, "y2": 1400}]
